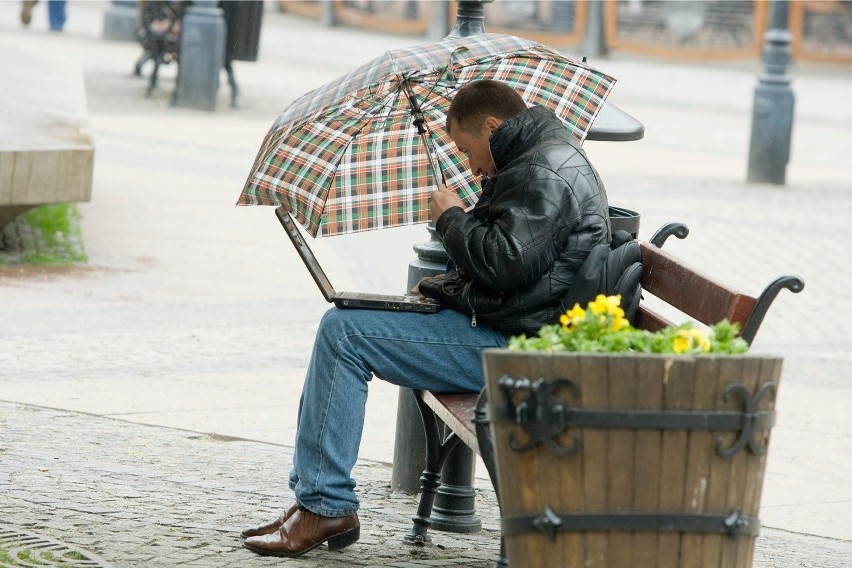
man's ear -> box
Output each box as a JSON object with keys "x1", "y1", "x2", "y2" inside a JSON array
[{"x1": 483, "y1": 116, "x2": 503, "y2": 134}]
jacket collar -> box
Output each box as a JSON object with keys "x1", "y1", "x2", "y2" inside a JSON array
[{"x1": 488, "y1": 106, "x2": 574, "y2": 172}]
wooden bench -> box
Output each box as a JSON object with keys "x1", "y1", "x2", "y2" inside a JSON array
[
  {"x1": 0, "y1": 41, "x2": 94, "y2": 232},
  {"x1": 405, "y1": 222, "x2": 804, "y2": 567},
  {"x1": 133, "y1": 1, "x2": 262, "y2": 107}
]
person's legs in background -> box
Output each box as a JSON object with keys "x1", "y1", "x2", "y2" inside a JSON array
[
  {"x1": 47, "y1": 0, "x2": 66, "y2": 31},
  {"x1": 20, "y1": 0, "x2": 37, "y2": 26}
]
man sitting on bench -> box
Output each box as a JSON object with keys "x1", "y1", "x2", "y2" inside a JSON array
[{"x1": 241, "y1": 79, "x2": 612, "y2": 558}]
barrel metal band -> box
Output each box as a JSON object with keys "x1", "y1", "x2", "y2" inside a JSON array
[
  {"x1": 492, "y1": 375, "x2": 776, "y2": 458},
  {"x1": 501, "y1": 506, "x2": 760, "y2": 540}
]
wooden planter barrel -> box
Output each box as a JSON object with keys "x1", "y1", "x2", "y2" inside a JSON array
[{"x1": 482, "y1": 350, "x2": 782, "y2": 568}]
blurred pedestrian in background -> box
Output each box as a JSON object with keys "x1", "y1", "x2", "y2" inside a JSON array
[{"x1": 20, "y1": 0, "x2": 67, "y2": 31}]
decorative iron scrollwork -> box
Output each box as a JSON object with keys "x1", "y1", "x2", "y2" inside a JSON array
[
  {"x1": 723, "y1": 508, "x2": 753, "y2": 538},
  {"x1": 715, "y1": 382, "x2": 777, "y2": 458},
  {"x1": 532, "y1": 505, "x2": 563, "y2": 541},
  {"x1": 492, "y1": 375, "x2": 777, "y2": 459},
  {"x1": 497, "y1": 375, "x2": 580, "y2": 457}
]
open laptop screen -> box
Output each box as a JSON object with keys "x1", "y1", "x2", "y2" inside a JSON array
[{"x1": 275, "y1": 205, "x2": 336, "y2": 303}]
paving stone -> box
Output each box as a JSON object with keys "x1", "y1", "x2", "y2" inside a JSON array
[{"x1": 0, "y1": 403, "x2": 502, "y2": 567}]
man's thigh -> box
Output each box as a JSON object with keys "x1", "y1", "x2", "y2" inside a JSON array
[{"x1": 322, "y1": 307, "x2": 508, "y2": 392}]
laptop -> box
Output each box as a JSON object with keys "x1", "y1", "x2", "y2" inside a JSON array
[{"x1": 275, "y1": 205, "x2": 442, "y2": 313}]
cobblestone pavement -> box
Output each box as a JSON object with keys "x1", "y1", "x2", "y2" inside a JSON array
[
  {"x1": 1, "y1": 402, "x2": 502, "y2": 567},
  {"x1": 3, "y1": 402, "x2": 851, "y2": 567}
]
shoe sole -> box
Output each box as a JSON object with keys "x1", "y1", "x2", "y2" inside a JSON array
[{"x1": 242, "y1": 526, "x2": 359, "y2": 558}]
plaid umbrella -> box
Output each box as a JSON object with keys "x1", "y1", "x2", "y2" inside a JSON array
[{"x1": 237, "y1": 33, "x2": 616, "y2": 237}]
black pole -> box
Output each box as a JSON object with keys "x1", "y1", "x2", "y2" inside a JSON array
[
  {"x1": 391, "y1": 0, "x2": 491, "y2": 534},
  {"x1": 747, "y1": 0, "x2": 795, "y2": 185},
  {"x1": 446, "y1": 0, "x2": 487, "y2": 38},
  {"x1": 580, "y1": 0, "x2": 607, "y2": 58}
]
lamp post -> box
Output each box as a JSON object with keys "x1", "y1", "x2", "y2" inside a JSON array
[
  {"x1": 747, "y1": 0, "x2": 795, "y2": 184},
  {"x1": 580, "y1": 0, "x2": 607, "y2": 57},
  {"x1": 392, "y1": 0, "x2": 490, "y2": 535},
  {"x1": 172, "y1": 0, "x2": 226, "y2": 111}
]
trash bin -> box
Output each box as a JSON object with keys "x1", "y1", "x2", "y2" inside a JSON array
[
  {"x1": 220, "y1": 0, "x2": 263, "y2": 62},
  {"x1": 609, "y1": 205, "x2": 640, "y2": 239}
]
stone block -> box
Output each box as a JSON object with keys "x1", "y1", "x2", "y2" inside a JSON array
[{"x1": 0, "y1": 40, "x2": 94, "y2": 230}]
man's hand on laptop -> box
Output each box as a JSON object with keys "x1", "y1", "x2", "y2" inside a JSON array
[
  {"x1": 410, "y1": 278, "x2": 428, "y2": 298},
  {"x1": 430, "y1": 185, "x2": 464, "y2": 222}
]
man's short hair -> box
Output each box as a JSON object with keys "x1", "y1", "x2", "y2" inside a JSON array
[{"x1": 446, "y1": 80, "x2": 527, "y2": 135}]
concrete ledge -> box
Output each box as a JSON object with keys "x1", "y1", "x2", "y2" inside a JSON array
[{"x1": 0, "y1": 41, "x2": 94, "y2": 230}]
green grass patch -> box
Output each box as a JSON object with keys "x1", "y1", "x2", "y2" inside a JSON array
[
  {"x1": 0, "y1": 539, "x2": 48, "y2": 566},
  {"x1": 0, "y1": 203, "x2": 87, "y2": 266},
  {"x1": 0, "y1": 536, "x2": 89, "y2": 565},
  {"x1": 0, "y1": 544, "x2": 13, "y2": 564},
  {"x1": 16, "y1": 547, "x2": 48, "y2": 564}
]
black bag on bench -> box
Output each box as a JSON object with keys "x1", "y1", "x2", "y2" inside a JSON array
[{"x1": 557, "y1": 229, "x2": 643, "y2": 323}]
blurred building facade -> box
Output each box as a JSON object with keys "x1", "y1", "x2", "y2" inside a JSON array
[{"x1": 277, "y1": 0, "x2": 852, "y2": 65}]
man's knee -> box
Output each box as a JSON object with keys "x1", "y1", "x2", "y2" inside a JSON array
[
  {"x1": 317, "y1": 307, "x2": 362, "y2": 343},
  {"x1": 318, "y1": 307, "x2": 347, "y2": 332}
]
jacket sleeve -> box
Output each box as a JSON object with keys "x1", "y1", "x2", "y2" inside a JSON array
[{"x1": 436, "y1": 169, "x2": 581, "y2": 294}]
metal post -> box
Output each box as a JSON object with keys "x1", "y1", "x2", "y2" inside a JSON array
[
  {"x1": 392, "y1": 0, "x2": 491, "y2": 534},
  {"x1": 446, "y1": 0, "x2": 487, "y2": 38},
  {"x1": 321, "y1": 0, "x2": 337, "y2": 27},
  {"x1": 404, "y1": 0, "x2": 418, "y2": 20},
  {"x1": 427, "y1": 1, "x2": 450, "y2": 40},
  {"x1": 172, "y1": 0, "x2": 226, "y2": 111},
  {"x1": 391, "y1": 225, "x2": 448, "y2": 495},
  {"x1": 581, "y1": 0, "x2": 608, "y2": 57},
  {"x1": 747, "y1": 0, "x2": 795, "y2": 185},
  {"x1": 102, "y1": 0, "x2": 138, "y2": 42}
]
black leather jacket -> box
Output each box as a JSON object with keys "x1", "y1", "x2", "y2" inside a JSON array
[{"x1": 421, "y1": 106, "x2": 611, "y2": 336}]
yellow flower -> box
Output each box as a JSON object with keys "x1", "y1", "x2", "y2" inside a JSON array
[
  {"x1": 589, "y1": 294, "x2": 624, "y2": 317},
  {"x1": 560, "y1": 304, "x2": 587, "y2": 331},
  {"x1": 610, "y1": 315, "x2": 629, "y2": 332},
  {"x1": 568, "y1": 304, "x2": 586, "y2": 321},
  {"x1": 588, "y1": 294, "x2": 609, "y2": 315},
  {"x1": 672, "y1": 328, "x2": 711, "y2": 354}
]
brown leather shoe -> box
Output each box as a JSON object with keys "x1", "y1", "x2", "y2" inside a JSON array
[
  {"x1": 243, "y1": 508, "x2": 359, "y2": 558},
  {"x1": 240, "y1": 503, "x2": 299, "y2": 538}
]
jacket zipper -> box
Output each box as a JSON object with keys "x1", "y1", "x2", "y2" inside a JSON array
[{"x1": 463, "y1": 280, "x2": 477, "y2": 327}]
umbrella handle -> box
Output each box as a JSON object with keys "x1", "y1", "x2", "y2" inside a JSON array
[
  {"x1": 419, "y1": 131, "x2": 445, "y2": 187},
  {"x1": 403, "y1": 80, "x2": 445, "y2": 187}
]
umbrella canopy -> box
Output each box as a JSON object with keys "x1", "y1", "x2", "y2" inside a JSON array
[{"x1": 238, "y1": 33, "x2": 616, "y2": 237}]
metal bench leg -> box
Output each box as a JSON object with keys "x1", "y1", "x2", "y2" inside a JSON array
[
  {"x1": 134, "y1": 51, "x2": 152, "y2": 76},
  {"x1": 404, "y1": 390, "x2": 463, "y2": 546},
  {"x1": 474, "y1": 389, "x2": 508, "y2": 568},
  {"x1": 224, "y1": 57, "x2": 238, "y2": 108},
  {"x1": 147, "y1": 52, "x2": 164, "y2": 97}
]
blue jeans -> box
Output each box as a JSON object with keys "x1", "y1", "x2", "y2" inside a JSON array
[
  {"x1": 287, "y1": 307, "x2": 508, "y2": 517},
  {"x1": 47, "y1": 0, "x2": 66, "y2": 31}
]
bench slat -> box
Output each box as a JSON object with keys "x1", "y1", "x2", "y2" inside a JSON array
[
  {"x1": 421, "y1": 391, "x2": 479, "y2": 453},
  {"x1": 639, "y1": 242, "x2": 756, "y2": 328},
  {"x1": 634, "y1": 305, "x2": 674, "y2": 332}
]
